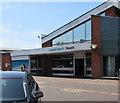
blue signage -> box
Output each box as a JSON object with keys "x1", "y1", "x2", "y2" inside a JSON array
[
  {"x1": 49, "y1": 47, "x2": 65, "y2": 52},
  {"x1": 49, "y1": 46, "x2": 74, "y2": 52}
]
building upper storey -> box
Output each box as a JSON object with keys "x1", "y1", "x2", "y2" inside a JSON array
[
  {"x1": 10, "y1": 0, "x2": 120, "y2": 57},
  {"x1": 42, "y1": 0, "x2": 120, "y2": 47}
]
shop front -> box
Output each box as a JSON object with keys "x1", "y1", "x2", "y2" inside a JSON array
[
  {"x1": 28, "y1": 50, "x2": 92, "y2": 77},
  {"x1": 30, "y1": 42, "x2": 91, "y2": 77},
  {"x1": 11, "y1": 42, "x2": 91, "y2": 77}
]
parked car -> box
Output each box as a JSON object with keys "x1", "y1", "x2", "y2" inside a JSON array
[{"x1": 0, "y1": 71, "x2": 43, "y2": 103}]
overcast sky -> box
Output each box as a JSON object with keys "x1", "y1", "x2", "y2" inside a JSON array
[{"x1": 0, "y1": 1, "x2": 106, "y2": 49}]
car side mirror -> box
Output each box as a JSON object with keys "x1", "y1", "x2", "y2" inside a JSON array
[{"x1": 35, "y1": 90, "x2": 43, "y2": 98}]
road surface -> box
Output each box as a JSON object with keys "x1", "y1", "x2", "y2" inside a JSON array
[{"x1": 33, "y1": 76, "x2": 119, "y2": 102}]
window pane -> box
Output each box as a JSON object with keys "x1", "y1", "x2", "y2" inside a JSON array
[
  {"x1": 30, "y1": 56, "x2": 42, "y2": 68},
  {"x1": 99, "y1": 12, "x2": 105, "y2": 16},
  {"x1": 52, "y1": 59, "x2": 73, "y2": 67},
  {"x1": 86, "y1": 58, "x2": 91, "y2": 67},
  {"x1": 86, "y1": 20, "x2": 91, "y2": 41},
  {"x1": 103, "y1": 56, "x2": 115, "y2": 76},
  {"x1": 53, "y1": 30, "x2": 73, "y2": 45},
  {"x1": 74, "y1": 23, "x2": 85, "y2": 42},
  {"x1": 1, "y1": 78, "x2": 26, "y2": 101},
  {"x1": 52, "y1": 54, "x2": 73, "y2": 67},
  {"x1": 52, "y1": 36, "x2": 62, "y2": 45},
  {"x1": 30, "y1": 56, "x2": 37, "y2": 68}
]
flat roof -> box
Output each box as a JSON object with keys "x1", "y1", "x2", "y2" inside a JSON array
[
  {"x1": 42, "y1": 0, "x2": 120, "y2": 44},
  {"x1": 0, "y1": 47, "x2": 21, "y2": 51},
  {"x1": 11, "y1": 42, "x2": 91, "y2": 57}
]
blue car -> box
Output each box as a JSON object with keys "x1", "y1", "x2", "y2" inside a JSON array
[{"x1": 0, "y1": 71, "x2": 43, "y2": 103}]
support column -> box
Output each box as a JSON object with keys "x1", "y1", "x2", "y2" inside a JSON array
[
  {"x1": 2, "y1": 53, "x2": 12, "y2": 71},
  {"x1": 42, "y1": 55, "x2": 52, "y2": 76},
  {"x1": 91, "y1": 15, "x2": 103, "y2": 78}
]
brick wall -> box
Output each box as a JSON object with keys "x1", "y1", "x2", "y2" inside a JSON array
[
  {"x1": 91, "y1": 15, "x2": 103, "y2": 78},
  {"x1": 91, "y1": 7, "x2": 120, "y2": 78},
  {"x1": 42, "y1": 40, "x2": 52, "y2": 48},
  {"x1": 2, "y1": 53, "x2": 12, "y2": 71},
  {"x1": 106, "y1": 6, "x2": 120, "y2": 17}
]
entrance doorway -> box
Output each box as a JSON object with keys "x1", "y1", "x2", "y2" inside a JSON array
[{"x1": 75, "y1": 59, "x2": 84, "y2": 76}]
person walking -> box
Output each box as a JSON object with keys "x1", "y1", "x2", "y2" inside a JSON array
[{"x1": 21, "y1": 64, "x2": 26, "y2": 72}]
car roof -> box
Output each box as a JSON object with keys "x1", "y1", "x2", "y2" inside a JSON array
[{"x1": 0, "y1": 71, "x2": 27, "y2": 78}]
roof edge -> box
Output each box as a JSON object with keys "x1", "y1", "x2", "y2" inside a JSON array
[{"x1": 42, "y1": 0, "x2": 120, "y2": 44}]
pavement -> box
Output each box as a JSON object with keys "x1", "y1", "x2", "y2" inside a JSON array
[
  {"x1": 100, "y1": 77, "x2": 120, "y2": 80},
  {"x1": 33, "y1": 76, "x2": 120, "y2": 102}
]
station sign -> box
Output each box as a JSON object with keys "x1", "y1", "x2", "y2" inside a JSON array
[{"x1": 49, "y1": 46, "x2": 74, "y2": 52}]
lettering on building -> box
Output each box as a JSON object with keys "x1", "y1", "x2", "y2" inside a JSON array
[
  {"x1": 66, "y1": 46, "x2": 74, "y2": 50},
  {"x1": 49, "y1": 47, "x2": 65, "y2": 52}
]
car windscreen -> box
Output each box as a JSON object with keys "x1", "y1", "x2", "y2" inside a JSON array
[{"x1": 0, "y1": 78, "x2": 26, "y2": 101}]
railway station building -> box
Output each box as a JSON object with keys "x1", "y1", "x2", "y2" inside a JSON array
[{"x1": 10, "y1": 0, "x2": 120, "y2": 78}]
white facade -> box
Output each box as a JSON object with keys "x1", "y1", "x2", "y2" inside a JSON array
[{"x1": 11, "y1": 41, "x2": 91, "y2": 57}]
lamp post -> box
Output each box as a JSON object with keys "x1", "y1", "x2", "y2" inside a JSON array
[
  {"x1": 37, "y1": 35, "x2": 41, "y2": 48},
  {"x1": 37, "y1": 34, "x2": 46, "y2": 48}
]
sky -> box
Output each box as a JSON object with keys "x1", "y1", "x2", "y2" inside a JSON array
[{"x1": 0, "y1": 1, "x2": 107, "y2": 49}]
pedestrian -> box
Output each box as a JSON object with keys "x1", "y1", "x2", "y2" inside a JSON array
[{"x1": 21, "y1": 64, "x2": 26, "y2": 72}]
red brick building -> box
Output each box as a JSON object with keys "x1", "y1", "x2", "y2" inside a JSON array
[
  {"x1": 10, "y1": 0, "x2": 120, "y2": 78},
  {"x1": 0, "y1": 49, "x2": 13, "y2": 71}
]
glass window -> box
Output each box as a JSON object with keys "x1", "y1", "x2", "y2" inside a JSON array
[
  {"x1": 53, "y1": 36, "x2": 62, "y2": 45},
  {"x1": 86, "y1": 20, "x2": 91, "y2": 41},
  {"x1": 86, "y1": 52, "x2": 91, "y2": 57},
  {"x1": 53, "y1": 59, "x2": 73, "y2": 67},
  {"x1": 53, "y1": 30, "x2": 73, "y2": 45},
  {"x1": 30, "y1": 56, "x2": 42, "y2": 68},
  {"x1": 52, "y1": 20, "x2": 91, "y2": 46},
  {"x1": 52, "y1": 54, "x2": 73, "y2": 67},
  {"x1": 52, "y1": 54, "x2": 73, "y2": 59},
  {"x1": 74, "y1": 23, "x2": 85, "y2": 42},
  {"x1": 99, "y1": 12, "x2": 105, "y2": 16},
  {"x1": 103, "y1": 56, "x2": 115, "y2": 76},
  {"x1": 1, "y1": 78, "x2": 26, "y2": 101},
  {"x1": 103, "y1": 56, "x2": 120, "y2": 77},
  {"x1": 86, "y1": 58, "x2": 91, "y2": 67}
]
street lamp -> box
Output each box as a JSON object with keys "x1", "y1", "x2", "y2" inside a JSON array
[
  {"x1": 37, "y1": 35, "x2": 41, "y2": 48},
  {"x1": 37, "y1": 36, "x2": 40, "y2": 39},
  {"x1": 37, "y1": 34, "x2": 46, "y2": 48},
  {"x1": 91, "y1": 44, "x2": 97, "y2": 50}
]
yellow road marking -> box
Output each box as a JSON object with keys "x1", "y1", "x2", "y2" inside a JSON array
[
  {"x1": 39, "y1": 85, "x2": 46, "y2": 88},
  {"x1": 39, "y1": 85, "x2": 120, "y2": 96},
  {"x1": 63, "y1": 88, "x2": 120, "y2": 96}
]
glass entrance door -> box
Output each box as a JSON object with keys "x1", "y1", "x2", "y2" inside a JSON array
[{"x1": 75, "y1": 59, "x2": 84, "y2": 76}]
